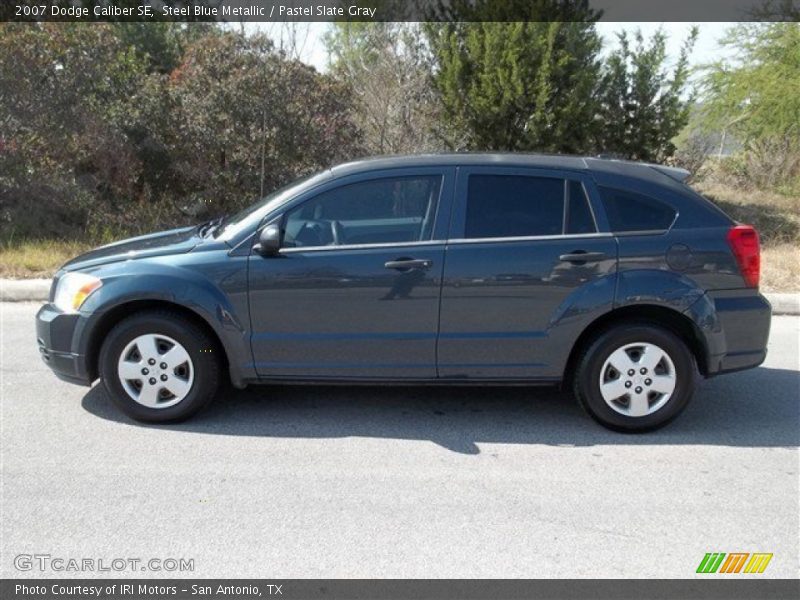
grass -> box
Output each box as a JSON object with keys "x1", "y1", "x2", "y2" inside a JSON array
[
  {"x1": 1, "y1": 183, "x2": 798, "y2": 291},
  {"x1": 0, "y1": 239, "x2": 93, "y2": 279}
]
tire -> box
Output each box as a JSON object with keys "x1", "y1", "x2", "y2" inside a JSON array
[
  {"x1": 573, "y1": 322, "x2": 696, "y2": 432},
  {"x1": 98, "y1": 310, "x2": 221, "y2": 423}
]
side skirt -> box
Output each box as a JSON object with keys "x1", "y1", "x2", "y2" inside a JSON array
[{"x1": 239, "y1": 376, "x2": 563, "y2": 387}]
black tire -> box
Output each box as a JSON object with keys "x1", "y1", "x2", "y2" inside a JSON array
[
  {"x1": 573, "y1": 322, "x2": 697, "y2": 432},
  {"x1": 98, "y1": 310, "x2": 221, "y2": 423}
]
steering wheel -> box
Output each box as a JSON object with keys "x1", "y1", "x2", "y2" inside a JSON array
[{"x1": 330, "y1": 220, "x2": 345, "y2": 245}]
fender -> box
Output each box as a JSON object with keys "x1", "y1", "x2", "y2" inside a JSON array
[
  {"x1": 549, "y1": 269, "x2": 722, "y2": 379},
  {"x1": 615, "y1": 268, "x2": 724, "y2": 362},
  {"x1": 615, "y1": 268, "x2": 706, "y2": 312},
  {"x1": 71, "y1": 256, "x2": 254, "y2": 387}
]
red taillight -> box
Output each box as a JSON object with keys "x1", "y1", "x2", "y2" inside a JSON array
[{"x1": 727, "y1": 225, "x2": 761, "y2": 288}]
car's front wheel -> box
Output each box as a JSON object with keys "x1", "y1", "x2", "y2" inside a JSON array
[
  {"x1": 99, "y1": 310, "x2": 220, "y2": 423},
  {"x1": 573, "y1": 323, "x2": 697, "y2": 432}
]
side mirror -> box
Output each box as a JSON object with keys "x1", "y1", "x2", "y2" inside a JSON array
[{"x1": 253, "y1": 223, "x2": 281, "y2": 256}]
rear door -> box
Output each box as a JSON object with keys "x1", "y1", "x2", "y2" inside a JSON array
[{"x1": 437, "y1": 166, "x2": 617, "y2": 380}]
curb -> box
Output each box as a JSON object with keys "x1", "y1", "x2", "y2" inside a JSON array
[
  {"x1": 766, "y1": 293, "x2": 800, "y2": 316},
  {"x1": 0, "y1": 278, "x2": 51, "y2": 302},
  {"x1": 1, "y1": 278, "x2": 799, "y2": 315}
]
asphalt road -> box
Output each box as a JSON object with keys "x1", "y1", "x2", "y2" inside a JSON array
[{"x1": 1, "y1": 302, "x2": 798, "y2": 579}]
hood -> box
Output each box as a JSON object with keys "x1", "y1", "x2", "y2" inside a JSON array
[{"x1": 61, "y1": 226, "x2": 201, "y2": 272}]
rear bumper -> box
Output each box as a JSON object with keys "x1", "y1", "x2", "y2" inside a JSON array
[
  {"x1": 701, "y1": 291, "x2": 772, "y2": 376},
  {"x1": 36, "y1": 304, "x2": 93, "y2": 386}
]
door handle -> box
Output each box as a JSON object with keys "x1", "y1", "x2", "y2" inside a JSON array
[
  {"x1": 558, "y1": 251, "x2": 607, "y2": 263},
  {"x1": 384, "y1": 258, "x2": 432, "y2": 271}
]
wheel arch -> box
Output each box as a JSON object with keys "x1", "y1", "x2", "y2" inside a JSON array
[
  {"x1": 85, "y1": 299, "x2": 230, "y2": 383},
  {"x1": 563, "y1": 304, "x2": 710, "y2": 386}
]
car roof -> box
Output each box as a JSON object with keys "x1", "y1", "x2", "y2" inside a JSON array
[{"x1": 329, "y1": 153, "x2": 690, "y2": 185}]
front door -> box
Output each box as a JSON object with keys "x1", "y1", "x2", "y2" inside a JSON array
[
  {"x1": 438, "y1": 167, "x2": 617, "y2": 379},
  {"x1": 247, "y1": 169, "x2": 453, "y2": 379}
]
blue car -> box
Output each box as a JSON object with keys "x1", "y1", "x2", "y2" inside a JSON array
[{"x1": 36, "y1": 154, "x2": 771, "y2": 431}]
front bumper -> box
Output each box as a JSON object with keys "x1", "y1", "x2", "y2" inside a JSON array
[{"x1": 36, "y1": 304, "x2": 93, "y2": 386}]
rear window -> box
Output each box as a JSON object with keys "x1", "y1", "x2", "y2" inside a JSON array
[
  {"x1": 465, "y1": 175, "x2": 564, "y2": 239},
  {"x1": 598, "y1": 186, "x2": 676, "y2": 233}
]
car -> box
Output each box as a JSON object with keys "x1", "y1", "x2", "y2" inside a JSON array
[{"x1": 36, "y1": 154, "x2": 771, "y2": 431}]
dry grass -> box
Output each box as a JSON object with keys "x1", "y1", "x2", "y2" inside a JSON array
[
  {"x1": 761, "y1": 245, "x2": 800, "y2": 292},
  {"x1": 0, "y1": 239, "x2": 93, "y2": 279}
]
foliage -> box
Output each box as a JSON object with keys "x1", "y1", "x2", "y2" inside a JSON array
[
  {"x1": 425, "y1": 5, "x2": 694, "y2": 160},
  {"x1": 0, "y1": 23, "x2": 146, "y2": 237},
  {"x1": 2, "y1": 17, "x2": 786, "y2": 245},
  {"x1": 162, "y1": 32, "x2": 362, "y2": 217},
  {"x1": 595, "y1": 28, "x2": 697, "y2": 162},
  {"x1": 699, "y1": 23, "x2": 800, "y2": 188},
  {"x1": 0, "y1": 23, "x2": 362, "y2": 240},
  {"x1": 426, "y1": 21, "x2": 603, "y2": 152}
]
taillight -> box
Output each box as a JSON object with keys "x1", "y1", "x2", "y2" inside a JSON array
[{"x1": 727, "y1": 225, "x2": 760, "y2": 288}]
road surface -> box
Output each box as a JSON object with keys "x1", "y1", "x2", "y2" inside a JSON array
[{"x1": 1, "y1": 302, "x2": 797, "y2": 578}]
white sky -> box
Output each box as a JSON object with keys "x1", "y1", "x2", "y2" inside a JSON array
[{"x1": 245, "y1": 22, "x2": 737, "y2": 73}]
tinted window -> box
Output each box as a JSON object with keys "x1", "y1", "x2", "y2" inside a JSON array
[
  {"x1": 599, "y1": 186, "x2": 676, "y2": 232},
  {"x1": 284, "y1": 176, "x2": 441, "y2": 247},
  {"x1": 465, "y1": 175, "x2": 564, "y2": 239},
  {"x1": 566, "y1": 181, "x2": 596, "y2": 234}
]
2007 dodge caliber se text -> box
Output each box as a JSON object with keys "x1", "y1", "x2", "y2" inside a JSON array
[{"x1": 36, "y1": 154, "x2": 771, "y2": 431}]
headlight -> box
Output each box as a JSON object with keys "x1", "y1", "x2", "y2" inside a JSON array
[{"x1": 53, "y1": 273, "x2": 102, "y2": 313}]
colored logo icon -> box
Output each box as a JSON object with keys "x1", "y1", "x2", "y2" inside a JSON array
[{"x1": 697, "y1": 552, "x2": 773, "y2": 574}]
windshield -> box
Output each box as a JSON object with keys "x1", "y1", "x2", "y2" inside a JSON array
[{"x1": 213, "y1": 171, "x2": 330, "y2": 242}]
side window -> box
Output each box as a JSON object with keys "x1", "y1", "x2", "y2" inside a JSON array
[
  {"x1": 284, "y1": 176, "x2": 442, "y2": 247},
  {"x1": 566, "y1": 181, "x2": 597, "y2": 234},
  {"x1": 598, "y1": 186, "x2": 677, "y2": 233},
  {"x1": 464, "y1": 175, "x2": 564, "y2": 239}
]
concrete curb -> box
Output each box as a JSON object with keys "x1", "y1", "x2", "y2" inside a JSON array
[
  {"x1": 1, "y1": 278, "x2": 799, "y2": 315},
  {"x1": 766, "y1": 293, "x2": 800, "y2": 316},
  {"x1": 1, "y1": 278, "x2": 51, "y2": 302}
]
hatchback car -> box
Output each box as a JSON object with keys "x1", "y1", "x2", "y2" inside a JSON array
[{"x1": 36, "y1": 154, "x2": 771, "y2": 431}]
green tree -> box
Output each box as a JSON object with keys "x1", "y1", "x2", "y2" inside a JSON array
[
  {"x1": 595, "y1": 28, "x2": 697, "y2": 161},
  {"x1": 426, "y1": 20, "x2": 603, "y2": 152},
  {"x1": 700, "y1": 23, "x2": 800, "y2": 188}
]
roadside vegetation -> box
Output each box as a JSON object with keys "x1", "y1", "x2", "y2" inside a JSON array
[{"x1": 0, "y1": 10, "x2": 797, "y2": 289}]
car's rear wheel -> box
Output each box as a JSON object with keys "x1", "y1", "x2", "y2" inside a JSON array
[
  {"x1": 573, "y1": 323, "x2": 696, "y2": 432},
  {"x1": 99, "y1": 310, "x2": 220, "y2": 423}
]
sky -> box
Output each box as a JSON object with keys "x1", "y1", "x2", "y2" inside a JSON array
[{"x1": 246, "y1": 22, "x2": 738, "y2": 74}]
